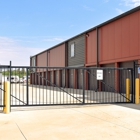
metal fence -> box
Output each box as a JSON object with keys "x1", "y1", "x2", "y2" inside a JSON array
[{"x1": 0, "y1": 65, "x2": 134, "y2": 109}]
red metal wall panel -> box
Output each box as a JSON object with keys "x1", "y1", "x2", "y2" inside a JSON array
[
  {"x1": 99, "y1": 10, "x2": 140, "y2": 64},
  {"x1": 108, "y1": 22, "x2": 115, "y2": 60},
  {"x1": 36, "y1": 51, "x2": 47, "y2": 67},
  {"x1": 86, "y1": 30, "x2": 96, "y2": 66},
  {"x1": 121, "y1": 15, "x2": 130, "y2": 58},
  {"x1": 114, "y1": 19, "x2": 122, "y2": 59},
  {"x1": 130, "y1": 11, "x2": 139, "y2": 56},
  {"x1": 48, "y1": 43, "x2": 65, "y2": 67},
  {"x1": 100, "y1": 25, "x2": 109, "y2": 61}
]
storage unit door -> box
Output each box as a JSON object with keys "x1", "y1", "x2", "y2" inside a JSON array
[
  {"x1": 77, "y1": 69, "x2": 83, "y2": 89},
  {"x1": 102, "y1": 64, "x2": 115, "y2": 92},
  {"x1": 61, "y1": 70, "x2": 65, "y2": 88},
  {"x1": 43, "y1": 72, "x2": 46, "y2": 85},
  {"x1": 69, "y1": 69, "x2": 74, "y2": 88},
  {"x1": 88, "y1": 69, "x2": 97, "y2": 90},
  {"x1": 40, "y1": 72, "x2": 42, "y2": 85},
  {"x1": 55, "y1": 70, "x2": 60, "y2": 87},
  {"x1": 50, "y1": 71, "x2": 53, "y2": 86},
  {"x1": 54, "y1": 71, "x2": 57, "y2": 86}
]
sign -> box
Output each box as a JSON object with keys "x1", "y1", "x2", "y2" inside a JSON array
[
  {"x1": 138, "y1": 67, "x2": 140, "y2": 74},
  {"x1": 96, "y1": 70, "x2": 103, "y2": 80}
]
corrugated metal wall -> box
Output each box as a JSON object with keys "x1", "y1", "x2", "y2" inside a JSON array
[
  {"x1": 99, "y1": 10, "x2": 140, "y2": 64},
  {"x1": 31, "y1": 56, "x2": 36, "y2": 66},
  {"x1": 48, "y1": 44, "x2": 65, "y2": 67},
  {"x1": 86, "y1": 30, "x2": 97, "y2": 66},
  {"x1": 36, "y1": 51, "x2": 47, "y2": 67},
  {"x1": 68, "y1": 35, "x2": 85, "y2": 66}
]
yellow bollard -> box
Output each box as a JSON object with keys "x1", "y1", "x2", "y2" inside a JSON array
[
  {"x1": 126, "y1": 78, "x2": 130, "y2": 102},
  {"x1": 135, "y1": 78, "x2": 139, "y2": 104},
  {"x1": 3, "y1": 81, "x2": 10, "y2": 114}
]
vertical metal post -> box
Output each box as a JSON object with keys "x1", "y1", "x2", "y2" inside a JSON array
[
  {"x1": 133, "y1": 61, "x2": 136, "y2": 103},
  {"x1": 126, "y1": 78, "x2": 130, "y2": 102},
  {"x1": 131, "y1": 69, "x2": 134, "y2": 103},
  {"x1": 26, "y1": 68, "x2": 29, "y2": 105},
  {"x1": 3, "y1": 82, "x2": 10, "y2": 114},
  {"x1": 96, "y1": 27, "x2": 99, "y2": 92},
  {"x1": 135, "y1": 78, "x2": 139, "y2": 104},
  {"x1": 9, "y1": 61, "x2": 11, "y2": 111},
  {"x1": 82, "y1": 69, "x2": 85, "y2": 104}
]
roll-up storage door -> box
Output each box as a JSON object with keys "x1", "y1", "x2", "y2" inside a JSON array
[
  {"x1": 88, "y1": 68, "x2": 97, "y2": 91},
  {"x1": 69, "y1": 69, "x2": 74, "y2": 88},
  {"x1": 102, "y1": 64, "x2": 115, "y2": 92},
  {"x1": 77, "y1": 69, "x2": 83, "y2": 89}
]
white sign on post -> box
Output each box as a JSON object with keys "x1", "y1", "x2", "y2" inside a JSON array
[
  {"x1": 138, "y1": 67, "x2": 140, "y2": 74},
  {"x1": 97, "y1": 70, "x2": 103, "y2": 80}
]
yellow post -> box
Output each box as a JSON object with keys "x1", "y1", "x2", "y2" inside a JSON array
[
  {"x1": 135, "y1": 78, "x2": 139, "y2": 104},
  {"x1": 3, "y1": 81, "x2": 10, "y2": 114},
  {"x1": 126, "y1": 78, "x2": 130, "y2": 102}
]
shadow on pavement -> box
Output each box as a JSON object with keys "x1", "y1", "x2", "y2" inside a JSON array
[
  {"x1": 115, "y1": 103, "x2": 140, "y2": 110},
  {"x1": 10, "y1": 104, "x2": 100, "y2": 112}
]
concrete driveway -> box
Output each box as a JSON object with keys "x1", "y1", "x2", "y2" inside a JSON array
[{"x1": 0, "y1": 104, "x2": 140, "y2": 140}]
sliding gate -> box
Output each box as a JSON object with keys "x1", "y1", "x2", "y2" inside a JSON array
[{"x1": 0, "y1": 66, "x2": 134, "y2": 109}]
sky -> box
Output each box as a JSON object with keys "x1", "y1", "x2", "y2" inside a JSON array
[{"x1": 0, "y1": 0, "x2": 140, "y2": 66}]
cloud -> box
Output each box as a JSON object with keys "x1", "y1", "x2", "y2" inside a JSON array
[
  {"x1": 0, "y1": 36, "x2": 69, "y2": 66},
  {"x1": 69, "y1": 24, "x2": 75, "y2": 28},
  {"x1": 0, "y1": 37, "x2": 46, "y2": 66},
  {"x1": 83, "y1": 5, "x2": 94, "y2": 12},
  {"x1": 42, "y1": 37, "x2": 65, "y2": 42},
  {"x1": 116, "y1": 8, "x2": 124, "y2": 14},
  {"x1": 122, "y1": 0, "x2": 140, "y2": 7}
]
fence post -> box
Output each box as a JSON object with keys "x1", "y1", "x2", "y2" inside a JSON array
[
  {"x1": 3, "y1": 82, "x2": 10, "y2": 114},
  {"x1": 126, "y1": 78, "x2": 130, "y2": 102},
  {"x1": 26, "y1": 68, "x2": 29, "y2": 105},
  {"x1": 9, "y1": 61, "x2": 12, "y2": 112},
  {"x1": 82, "y1": 69, "x2": 85, "y2": 104},
  {"x1": 133, "y1": 61, "x2": 136, "y2": 103},
  {"x1": 135, "y1": 78, "x2": 139, "y2": 104}
]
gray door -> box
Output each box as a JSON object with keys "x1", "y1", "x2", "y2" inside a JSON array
[
  {"x1": 69, "y1": 69, "x2": 74, "y2": 88},
  {"x1": 40, "y1": 72, "x2": 42, "y2": 85},
  {"x1": 54, "y1": 71, "x2": 57, "y2": 86},
  {"x1": 88, "y1": 69, "x2": 97, "y2": 90},
  {"x1": 102, "y1": 64, "x2": 115, "y2": 92},
  {"x1": 50, "y1": 71, "x2": 53, "y2": 86},
  {"x1": 77, "y1": 69, "x2": 83, "y2": 89},
  {"x1": 61, "y1": 70, "x2": 65, "y2": 88},
  {"x1": 43, "y1": 72, "x2": 46, "y2": 85}
]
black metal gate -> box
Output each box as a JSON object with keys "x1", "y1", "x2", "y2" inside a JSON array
[{"x1": 0, "y1": 65, "x2": 134, "y2": 109}]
